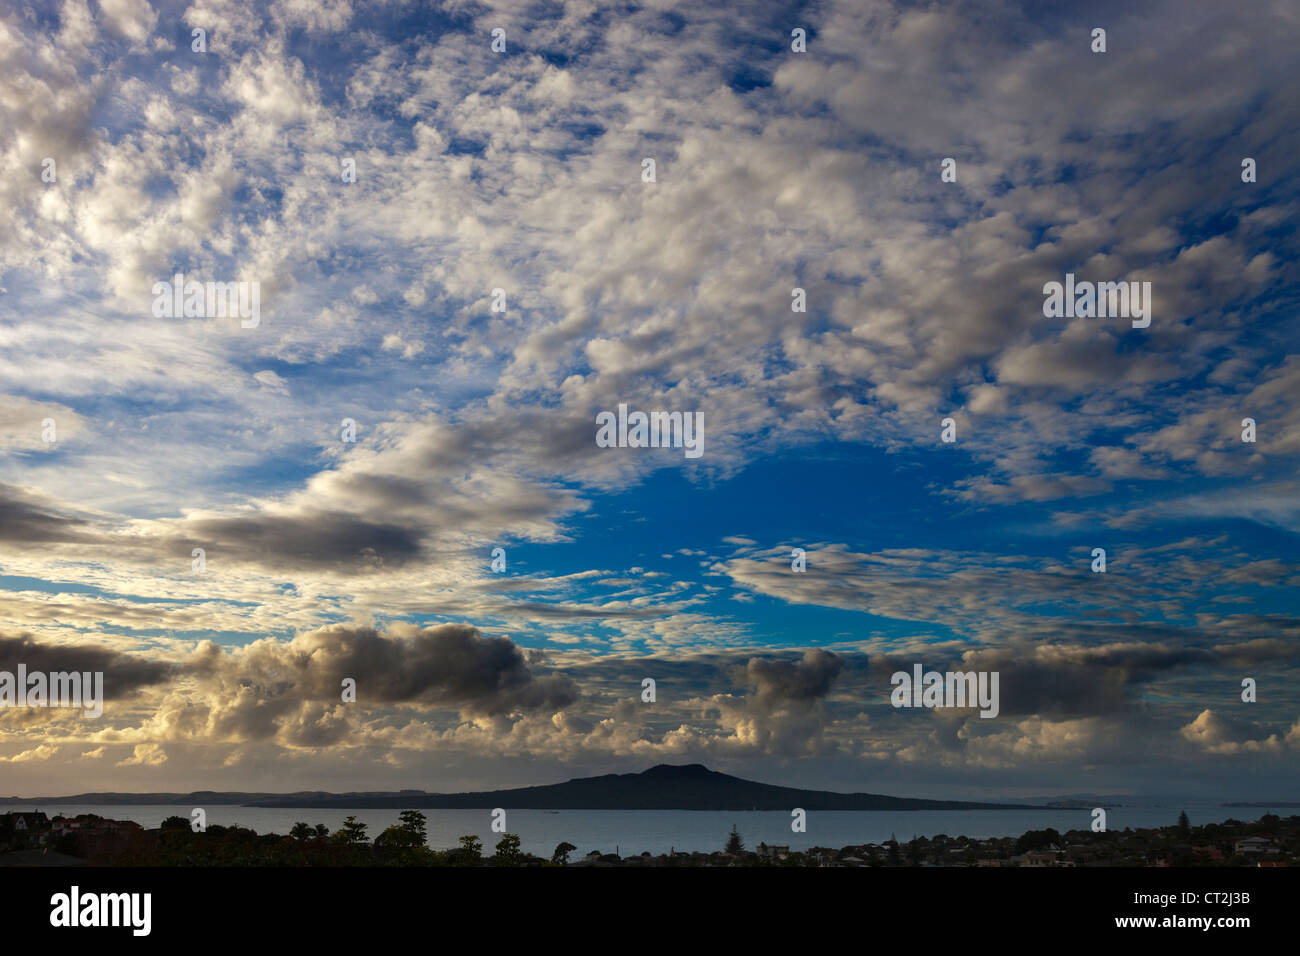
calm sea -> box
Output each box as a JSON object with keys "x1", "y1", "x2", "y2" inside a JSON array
[{"x1": 16, "y1": 804, "x2": 1274, "y2": 857}]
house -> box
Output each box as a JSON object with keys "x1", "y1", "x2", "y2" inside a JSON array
[
  {"x1": 0, "y1": 812, "x2": 51, "y2": 848},
  {"x1": 47, "y1": 815, "x2": 148, "y2": 862},
  {"x1": 756, "y1": 843, "x2": 790, "y2": 860},
  {"x1": 1064, "y1": 843, "x2": 1099, "y2": 864},
  {"x1": 51, "y1": 814, "x2": 141, "y2": 834},
  {"x1": 1234, "y1": 837, "x2": 1279, "y2": 855}
]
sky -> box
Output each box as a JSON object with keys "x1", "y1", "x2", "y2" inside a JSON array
[{"x1": 0, "y1": 0, "x2": 1298, "y2": 802}]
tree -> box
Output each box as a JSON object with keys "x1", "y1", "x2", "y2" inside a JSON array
[
  {"x1": 1178, "y1": 810, "x2": 1191, "y2": 835},
  {"x1": 906, "y1": 838, "x2": 923, "y2": 865},
  {"x1": 398, "y1": 810, "x2": 428, "y2": 846},
  {"x1": 160, "y1": 816, "x2": 190, "y2": 831},
  {"x1": 1014, "y1": 827, "x2": 1060, "y2": 854},
  {"x1": 333, "y1": 816, "x2": 369, "y2": 845},
  {"x1": 552, "y1": 841, "x2": 576, "y2": 865},
  {"x1": 375, "y1": 824, "x2": 417, "y2": 850},
  {"x1": 290, "y1": 822, "x2": 314, "y2": 841},
  {"x1": 494, "y1": 833, "x2": 524, "y2": 867},
  {"x1": 455, "y1": 834, "x2": 483, "y2": 866},
  {"x1": 313, "y1": 824, "x2": 330, "y2": 839},
  {"x1": 725, "y1": 824, "x2": 744, "y2": 854}
]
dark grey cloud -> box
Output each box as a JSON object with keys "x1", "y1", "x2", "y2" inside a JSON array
[
  {"x1": 0, "y1": 483, "x2": 100, "y2": 545},
  {"x1": 190, "y1": 622, "x2": 580, "y2": 720},
  {"x1": 875, "y1": 642, "x2": 1219, "y2": 720},
  {"x1": 0, "y1": 632, "x2": 175, "y2": 702},
  {"x1": 747, "y1": 649, "x2": 846, "y2": 710},
  {"x1": 183, "y1": 512, "x2": 425, "y2": 572}
]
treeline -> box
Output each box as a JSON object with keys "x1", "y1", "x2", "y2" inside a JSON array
[
  {"x1": 87, "y1": 810, "x2": 1300, "y2": 867},
  {"x1": 111, "y1": 811, "x2": 564, "y2": 866}
]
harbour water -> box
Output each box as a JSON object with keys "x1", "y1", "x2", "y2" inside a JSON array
[{"x1": 15, "y1": 804, "x2": 1274, "y2": 857}]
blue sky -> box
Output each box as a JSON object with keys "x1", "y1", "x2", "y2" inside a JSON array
[{"x1": 0, "y1": 0, "x2": 1298, "y2": 801}]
